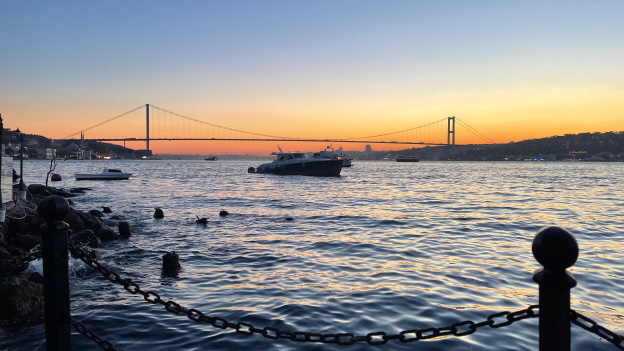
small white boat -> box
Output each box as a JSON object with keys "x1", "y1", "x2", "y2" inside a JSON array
[
  {"x1": 250, "y1": 149, "x2": 343, "y2": 176},
  {"x1": 311, "y1": 146, "x2": 353, "y2": 167},
  {"x1": 75, "y1": 168, "x2": 132, "y2": 180}
]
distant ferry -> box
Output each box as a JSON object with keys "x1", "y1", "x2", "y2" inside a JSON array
[
  {"x1": 395, "y1": 155, "x2": 420, "y2": 162},
  {"x1": 205, "y1": 156, "x2": 218, "y2": 161}
]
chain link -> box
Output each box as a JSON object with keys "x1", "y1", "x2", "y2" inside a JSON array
[
  {"x1": 69, "y1": 315, "x2": 121, "y2": 351},
  {"x1": 571, "y1": 310, "x2": 624, "y2": 350},
  {"x1": 68, "y1": 244, "x2": 541, "y2": 345}
]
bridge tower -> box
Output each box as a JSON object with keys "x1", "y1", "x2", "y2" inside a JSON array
[
  {"x1": 447, "y1": 116, "x2": 456, "y2": 146},
  {"x1": 146, "y1": 104, "x2": 150, "y2": 152}
]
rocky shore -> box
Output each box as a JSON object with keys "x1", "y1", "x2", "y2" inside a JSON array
[{"x1": 0, "y1": 184, "x2": 130, "y2": 327}]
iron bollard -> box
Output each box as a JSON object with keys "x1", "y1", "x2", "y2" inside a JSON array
[
  {"x1": 38, "y1": 195, "x2": 71, "y2": 351},
  {"x1": 532, "y1": 226, "x2": 578, "y2": 351}
]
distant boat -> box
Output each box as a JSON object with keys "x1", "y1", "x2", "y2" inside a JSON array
[
  {"x1": 395, "y1": 155, "x2": 420, "y2": 162},
  {"x1": 311, "y1": 146, "x2": 353, "y2": 167},
  {"x1": 141, "y1": 155, "x2": 161, "y2": 160},
  {"x1": 250, "y1": 150, "x2": 343, "y2": 176},
  {"x1": 75, "y1": 168, "x2": 132, "y2": 180},
  {"x1": 205, "y1": 156, "x2": 218, "y2": 161}
]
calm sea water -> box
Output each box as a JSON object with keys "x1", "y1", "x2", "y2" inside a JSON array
[{"x1": 2, "y1": 160, "x2": 624, "y2": 350}]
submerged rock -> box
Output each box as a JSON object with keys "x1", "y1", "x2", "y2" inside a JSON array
[
  {"x1": 118, "y1": 222, "x2": 131, "y2": 238},
  {"x1": 154, "y1": 208, "x2": 164, "y2": 219},
  {"x1": 89, "y1": 209, "x2": 104, "y2": 218},
  {"x1": 162, "y1": 251, "x2": 181, "y2": 270},
  {"x1": 95, "y1": 225, "x2": 119, "y2": 241}
]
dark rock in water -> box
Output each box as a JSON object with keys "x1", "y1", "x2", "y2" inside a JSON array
[
  {"x1": 118, "y1": 221, "x2": 131, "y2": 238},
  {"x1": 89, "y1": 209, "x2": 104, "y2": 218},
  {"x1": 64, "y1": 212, "x2": 85, "y2": 233},
  {"x1": 13, "y1": 234, "x2": 40, "y2": 251},
  {"x1": 95, "y1": 225, "x2": 119, "y2": 241},
  {"x1": 247, "y1": 167, "x2": 255, "y2": 173},
  {"x1": 110, "y1": 215, "x2": 125, "y2": 220},
  {"x1": 0, "y1": 276, "x2": 44, "y2": 320},
  {"x1": 9, "y1": 218, "x2": 35, "y2": 236},
  {"x1": 49, "y1": 188, "x2": 74, "y2": 198},
  {"x1": 285, "y1": 217, "x2": 294, "y2": 221},
  {"x1": 154, "y1": 208, "x2": 164, "y2": 219},
  {"x1": 70, "y1": 229, "x2": 101, "y2": 248},
  {"x1": 26, "y1": 184, "x2": 48, "y2": 195},
  {"x1": 102, "y1": 206, "x2": 112, "y2": 213},
  {"x1": 0, "y1": 246, "x2": 11, "y2": 261},
  {"x1": 219, "y1": 209, "x2": 229, "y2": 216},
  {"x1": 75, "y1": 211, "x2": 103, "y2": 229},
  {"x1": 28, "y1": 272, "x2": 44, "y2": 284},
  {"x1": 162, "y1": 251, "x2": 181, "y2": 270},
  {"x1": 50, "y1": 173, "x2": 62, "y2": 181}
]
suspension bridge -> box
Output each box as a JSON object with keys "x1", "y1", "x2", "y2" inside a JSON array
[{"x1": 63, "y1": 104, "x2": 494, "y2": 152}]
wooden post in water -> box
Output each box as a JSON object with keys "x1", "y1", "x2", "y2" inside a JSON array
[
  {"x1": 39, "y1": 195, "x2": 71, "y2": 351},
  {"x1": 532, "y1": 226, "x2": 578, "y2": 351}
]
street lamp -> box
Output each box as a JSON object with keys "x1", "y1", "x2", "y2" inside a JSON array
[{"x1": 15, "y1": 128, "x2": 26, "y2": 200}]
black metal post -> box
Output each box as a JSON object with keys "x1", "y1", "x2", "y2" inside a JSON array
[
  {"x1": 20, "y1": 133, "x2": 23, "y2": 179},
  {"x1": 39, "y1": 195, "x2": 71, "y2": 351},
  {"x1": 532, "y1": 226, "x2": 578, "y2": 351}
]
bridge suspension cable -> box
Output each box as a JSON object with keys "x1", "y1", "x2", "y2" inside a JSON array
[
  {"x1": 339, "y1": 117, "x2": 449, "y2": 141},
  {"x1": 62, "y1": 105, "x2": 145, "y2": 139},
  {"x1": 58, "y1": 103, "x2": 495, "y2": 148},
  {"x1": 149, "y1": 104, "x2": 296, "y2": 140},
  {"x1": 455, "y1": 118, "x2": 496, "y2": 144}
]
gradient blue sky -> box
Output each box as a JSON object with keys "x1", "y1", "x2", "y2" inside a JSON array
[{"x1": 1, "y1": 1, "x2": 623, "y2": 154}]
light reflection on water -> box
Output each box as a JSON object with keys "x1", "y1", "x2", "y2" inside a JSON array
[{"x1": 2, "y1": 160, "x2": 624, "y2": 350}]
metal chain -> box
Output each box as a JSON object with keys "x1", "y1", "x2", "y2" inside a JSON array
[
  {"x1": 69, "y1": 315, "x2": 121, "y2": 351},
  {"x1": 571, "y1": 310, "x2": 624, "y2": 350},
  {"x1": 68, "y1": 244, "x2": 539, "y2": 345},
  {"x1": 0, "y1": 248, "x2": 43, "y2": 271}
]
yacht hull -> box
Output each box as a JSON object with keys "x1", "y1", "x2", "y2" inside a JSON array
[{"x1": 256, "y1": 159, "x2": 343, "y2": 176}]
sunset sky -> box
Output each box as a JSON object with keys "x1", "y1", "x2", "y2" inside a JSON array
[{"x1": 1, "y1": 1, "x2": 623, "y2": 155}]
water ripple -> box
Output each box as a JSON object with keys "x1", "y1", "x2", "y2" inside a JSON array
[{"x1": 2, "y1": 160, "x2": 623, "y2": 350}]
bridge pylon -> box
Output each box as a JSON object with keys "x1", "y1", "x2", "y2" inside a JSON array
[
  {"x1": 447, "y1": 116, "x2": 456, "y2": 146},
  {"x1": 146, "y1": 104, "x2": 150, "y2": 152}
]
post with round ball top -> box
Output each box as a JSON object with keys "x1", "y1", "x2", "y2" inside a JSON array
[
  {"x1": 532, "y1": 226, "x2": 579, "y2": 351},
  {"x1": 38, "y1": 195, "x2": 71, "y2": 351}
]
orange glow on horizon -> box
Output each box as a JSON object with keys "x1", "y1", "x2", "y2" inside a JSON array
[{"x1": 5, "y1": 86, "x2": 623, "y2": 155}]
